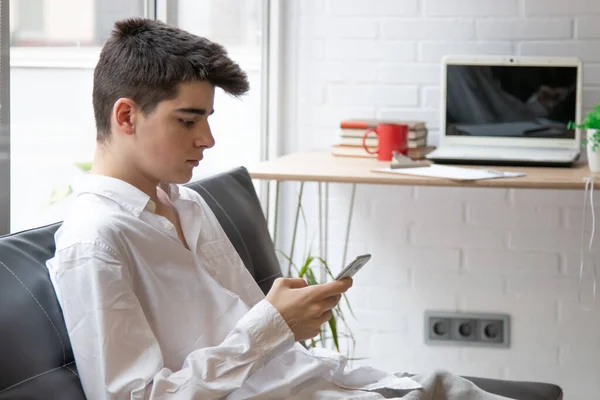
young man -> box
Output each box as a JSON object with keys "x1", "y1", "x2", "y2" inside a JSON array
[
  {"x1": 47, "y1": 18, "x2": 508, "y2": 400},
  {"x1": 46, "y1": 18, "x2": 422, "y2": 399}
]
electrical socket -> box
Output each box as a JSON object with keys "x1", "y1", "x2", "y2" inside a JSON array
[
  {"x1": 479, "y1": 319, "x2": 505, "y2": 344},
  {"x1": 425, "y1": 311, "x2": 510, "y2": 348},
  {"x1": 427, "y1": 317, "x2": 452, "y2": 341},
  {"x1": 451, "y1": 318, "x2": 478, "y2": 342}
]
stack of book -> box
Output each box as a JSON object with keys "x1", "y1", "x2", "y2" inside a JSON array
[{"x1": 332, "y1": 119, "x2": 435, "y2": 159}]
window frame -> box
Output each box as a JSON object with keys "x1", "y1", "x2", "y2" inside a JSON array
[
  {"x1": 1, "y1": 0, "x2": 275, "y2": 235},
  {"x1": 156, "y1": 0, "x2": 277, "y2": 216},
  {"x1": 1, "y1": 0, "x2": 10, "y2": 235}
]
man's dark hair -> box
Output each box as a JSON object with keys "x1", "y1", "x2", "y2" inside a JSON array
[{"x1": 93, "y1": 18, "x2": 249, "y2": 142}]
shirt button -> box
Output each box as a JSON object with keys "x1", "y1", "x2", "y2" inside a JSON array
[
  {"x1": 146, "y1": 201, "x2": 156, "y2": 213},
  {"x1": 165, "y1": 222, "x2": 174, "y2": 230}
]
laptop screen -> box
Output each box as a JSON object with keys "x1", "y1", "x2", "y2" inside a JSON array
[{"x1": 445, "y1": 64, "x2": 578, "y2": 139}]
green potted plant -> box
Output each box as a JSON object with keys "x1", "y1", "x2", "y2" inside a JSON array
[
  {"x1": 276, "y1": 205, "x2": 358, "y2": 359},
  {"x1": 568, "y1": 104, "x2": 600, "y2": 172},
  {"x1": 278, "y1": 250, "x2": 356, "y2": 357}
]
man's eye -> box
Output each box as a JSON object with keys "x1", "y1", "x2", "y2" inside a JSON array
[{"x1": 180, "y1": 119, "x2": 195, "y2": 128}]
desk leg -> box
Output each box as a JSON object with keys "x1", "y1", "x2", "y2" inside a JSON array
[
  {"x1": 288, "y1": 181, "x2": 304, "y2": 276},
  {"x1": 318, "y1": 182, "x2": 329, "y2": 282},
  {"x1": 272, "y1": 181, "x2": 280, "y2": 249},
  {"x1": 318, "y1": 182, "x2": 323, "y2": 281},
  {"x1": 342, "y1": 184, "x2": 357, "y2": 270},
  {"x1": 325, "y1": 183, "x2": 329, "y2": 262}
]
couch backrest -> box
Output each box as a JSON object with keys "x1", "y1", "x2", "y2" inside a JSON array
[{"x1": 0, "y1": 167, "x2": 281, "y2": 399}]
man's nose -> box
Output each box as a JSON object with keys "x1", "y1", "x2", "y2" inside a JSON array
[{"x1": 195, "y1": 127, "x2": 215, "y2": 149}]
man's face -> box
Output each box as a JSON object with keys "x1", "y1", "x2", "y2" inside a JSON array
[{"x1": 132, "y1": 80, "x2": 216, "y2": 184}]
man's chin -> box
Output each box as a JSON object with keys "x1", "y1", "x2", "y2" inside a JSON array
[
  {"x1": 175, "y1": 171, "x2": 195, "y2": 184},
  {"x1": 157, "y1": 172, "x2": 193, "y2": 185}
]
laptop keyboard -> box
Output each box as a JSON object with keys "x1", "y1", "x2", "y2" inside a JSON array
[{"x1": 428, "y1": 145, "x2": 580, "y2": 163}]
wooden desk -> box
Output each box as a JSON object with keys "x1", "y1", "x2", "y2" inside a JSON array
[
  {"x1": 249, "y1": 151, "x2": 595, "y2": 190},
  {"x1": 249, "y1": 151, "x2": 596, "y2": 274}
]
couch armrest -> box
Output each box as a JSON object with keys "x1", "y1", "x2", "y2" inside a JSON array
[{"x1": 463, "y1": 375, "x2": 562, "y2": 400}]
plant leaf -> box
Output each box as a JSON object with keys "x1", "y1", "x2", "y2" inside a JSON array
[
  {"x1": 568, "y1": 106, "x2": 600, "y2": 130},
  {"x1": 314, "y1": 255, "x2": 356, "y2": 318},
  {"x1": 328, "y1": 313, "x2": 339, "y2": 352},
  {"x1": 333, "y1": 307, "x2": 354, "y2": 342},
  {"x1": 299, "y1": 254, "x2": 314, "y2": 279},
  {"x1": 276, "y1": 250, "x2": 301, "y2": 277},
  {"x1": 74, "y1": 161, "x2": 93, "y2": 172},
  {"x1": 315, "y1": 256, "x2": 335, "y2": 280},
  {"x1": 48, "y1": 185, "x2": 72, "y2": 205},
  {"x1": 275, "y1": 202, "x2": 359, "y2": 355},
  {"x1": 305, "y1": 267, "x2": 318, "y2": 286},
  {"x1": 342, "y1": 293, "x2": 356, "y2": 318}
]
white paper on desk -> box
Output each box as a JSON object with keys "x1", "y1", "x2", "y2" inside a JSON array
[{"x1": 373, "y1": 165, "x2": 525, "y2": 181}]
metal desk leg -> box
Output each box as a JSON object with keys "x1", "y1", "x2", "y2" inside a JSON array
[
  {"x1": 325, "y1": 183, "x2": 329, "y2": 262},
  {"x1": 272, "y1": 181, "x2": 280, "y2": 249},
  {"x1": 263, "y1": 180, "x2": 270, "y2": 226},
  {"x1": 288, "y1": 181, "x2": 304, "y2": 276},
  {"x1": 318, "y1": 182, "x2": 328, "y2": 282},
  {"x1": 342, "y1": 184, "x2": 357, "y2": 269}
]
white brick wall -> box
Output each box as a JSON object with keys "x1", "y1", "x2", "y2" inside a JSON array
[
  {"x1": 463, "y1": 249, "x2": 561, "y2": 275},
  {"x1": 423, "y1": 0, "x2": 519, "y2": 17},
  {"x1": 524, "y1": 0, "x2": 600, "y2": 17},
  {"x1": 476, "y1": 19, "x2": 573, "y2": 40},
  {"x1": 301, "y1": 17, "x2": 379, "y2": 39},
  {"x1": 382, "y1": 20, "x2": 475, "y2": 41},
  {"x1": 326, "y1": 39, "x2": 416, "y2": 61},
  {"x1": 379, "y1": 64, "x2": 440, "y2": 84},
  {"x1": 327, "y1": 0, "x2": 419, "y2": 17},
  {"x1": 327, "y1": 84, "x2": 419, "y2": 106},
  {"x1": 419, "y1": 41, "x2": 514, "y2": 62},
  {"x1": 466, "y1": 203, "x2": 562, "y2": 229},
  {"x1": 584, "y1": 65, "x2": 600, "y2": 85},
  {"x1": 280, "y1": 1, "x2": 600, "y2": 398},
  {"x1": 576, "y1": 18, "x2": 600, "y2": 39},
  {"x1": 519, "y1": 41, "x2": 600, "y2": 63}
]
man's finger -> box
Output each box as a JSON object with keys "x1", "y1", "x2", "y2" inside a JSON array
[
  {"x1": 308, "y1": 279, "x2": 352, "y2": 299},
  {"x1": 285, "y1": 278, "x2": 308, "y2": 289},
  {"x1": 321, "y1": 294, "x2": 342, "y2": 311},
  {"x1": 317, "y1": 310, "x2": 333, "y2": 325}
]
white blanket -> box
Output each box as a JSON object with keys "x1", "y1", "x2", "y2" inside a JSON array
[{"x1": 371, "y1": 370, "x2": 515, "y2": 400}]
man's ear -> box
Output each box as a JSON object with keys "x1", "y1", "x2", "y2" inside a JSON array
[{"x1": 112, "y1": 98, "x2": 138, "y2": 136}]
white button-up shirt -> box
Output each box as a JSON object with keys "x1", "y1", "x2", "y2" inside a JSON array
[{"x1": 46, "y1": 174, "x2": 420, "y2": 399}]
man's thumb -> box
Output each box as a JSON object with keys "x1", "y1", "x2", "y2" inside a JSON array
[{"x1": 285, "y1": 277, "x2": 308, "y2": 289}]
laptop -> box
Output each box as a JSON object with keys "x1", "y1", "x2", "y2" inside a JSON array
[{"x1": 426, "y1": 56, "x2": 583, "y2": 167}]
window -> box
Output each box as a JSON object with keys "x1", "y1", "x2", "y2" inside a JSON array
[
  {"x1": 8, "y1": 0, "x2": 147, "y2": 233},
  {"x1": 164, "y1": 0, "x2": 266, "y2": 183},
  {"x1": 10, "y1": 0, "x2": 145, "y2": 47},
  {"x1": 6, "y1": 0, "x2": 268, "y2": 233}
]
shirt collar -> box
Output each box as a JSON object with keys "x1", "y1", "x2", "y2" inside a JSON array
[
  {"x1": 72, "y1": 174, "x2": 180, "y2": 217},
  {"x1": 159, "y1": 181, "x2": 180, "y2": 199}
]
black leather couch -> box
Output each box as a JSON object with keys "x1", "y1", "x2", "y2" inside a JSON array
[{"x1": 0, "y1": 167, "x2": 563, "y2": 399}]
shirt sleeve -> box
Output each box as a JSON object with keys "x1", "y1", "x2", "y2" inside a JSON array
[{"x1": 49, "y1": 241, "x2": 294, "y2": 400}]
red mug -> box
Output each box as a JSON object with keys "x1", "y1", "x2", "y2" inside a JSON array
[{"x1": 362, "y1": 123, "x2": 408, "y2": 161}]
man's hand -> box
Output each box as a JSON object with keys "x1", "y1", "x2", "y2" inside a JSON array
[{"x1": 266, "y1": 277, "x2": 353, "y2": 342}]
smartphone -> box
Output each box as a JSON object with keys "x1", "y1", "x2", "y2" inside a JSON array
[{"x1": 334, "y1": 254, "x2": 372, "y2": 280}]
